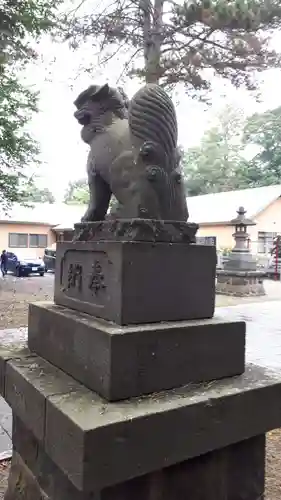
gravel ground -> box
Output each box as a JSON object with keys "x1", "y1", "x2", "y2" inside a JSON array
[
  {"x1": 0, "y1": 273, "x2": 280, "y2": 498},
  {"x1": 266, "y1": 430, "x2": 281, "y2": 500},
  {"x1": 0, "y1": 273, "x2": 53, "y2": 329},
  {"x1": 0, "y1": 461, "x2": 9, "y2": 499}
]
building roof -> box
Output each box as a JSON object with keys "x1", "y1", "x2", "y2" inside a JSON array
[
  {"x1": 0, "y1": 184, "x2": 281, "y2": 228},
  {"x1": 187, "y1": 185, "x2": 281, "y2": 224},
  {"x1": 0, "y1": 203, "x2": 86, "y2": 228}
]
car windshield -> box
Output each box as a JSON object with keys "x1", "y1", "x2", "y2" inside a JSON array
[{"x1": 20, "y1": 256, "x2": 41, "y2": 261}]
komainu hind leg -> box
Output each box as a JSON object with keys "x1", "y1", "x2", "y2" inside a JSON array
[{"x1": 109, "y1": 151, "x2": 141, "y2": 219}]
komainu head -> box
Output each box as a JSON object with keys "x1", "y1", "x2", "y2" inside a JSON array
[{"x1": 74, "y1": 83, "x2": 129, "y2": 144}]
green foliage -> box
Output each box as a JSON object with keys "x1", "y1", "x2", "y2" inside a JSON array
[
  {"x1": 108, "y1": 195, "x2": 119, "y2": 214},
  {"x1": 64, "y1": 179, "x2": 120, "y2": 213},
  {"x1": 64, "y1": 0, "x2": 281, "y2": 92},
  {"x1": 183, "y1": 106, "x2": 248, "y2": 195},
  {"x1": 243, "y1": 106, "x2": 281, "y2": 186},
  {"x1": 0, "y1": 0, "x2": 63, "y2": 207},
  {"x1": 64, "y1": 179, "x2": 89, "y2": 205},
  {"x1": 1, "y1": 0, "x2": 63, "y2": 66},
  {"x1": 183, "y1": 103, "x2": 281, "y2": 196},
  {"x1": 0, "y1": 73, "x2": 40, "y2": 207},
  {"x1": 21, "y1": 183, "x2": 56, "y2": 203}
]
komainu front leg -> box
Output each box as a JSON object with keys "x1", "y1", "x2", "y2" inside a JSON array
[{"x1": 82, "y1": 172, "x2": 111, "y2": 222}]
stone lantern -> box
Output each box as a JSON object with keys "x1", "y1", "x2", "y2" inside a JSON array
[
  {"x1": 225, "y1": 206, "x2": 257, "y2": 271},
  {"x1": 216, "y1": 206, "x2": 266, "y2": 296}
]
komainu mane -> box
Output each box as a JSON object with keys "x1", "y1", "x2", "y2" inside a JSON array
[{"x1": 74, "y1": 83, "x2": 188, "y2": 222}]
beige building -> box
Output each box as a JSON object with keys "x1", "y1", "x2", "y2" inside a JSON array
[
  {"x1": 1, "y1": 185, "x2": 281, "y2": 257},
  {"x1": 0, "y1": 203, "x2": 85, "y2": 258},
  {"x1": 188, "y1": 185, "x2": 281, "y2": 254}
]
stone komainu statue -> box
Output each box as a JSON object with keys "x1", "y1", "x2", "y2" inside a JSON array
[{"x1": 74, "y1": 83, "x2": 188, "y2": 222}]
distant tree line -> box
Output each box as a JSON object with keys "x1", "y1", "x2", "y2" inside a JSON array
[{"x1": 182, "y1": 104, "x2": 281, "y2": 196}]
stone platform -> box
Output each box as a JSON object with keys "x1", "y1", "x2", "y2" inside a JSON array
[
  {"x1": 73, "y1": 219, "x2": 199, "y2": 244},
  {"x1": 28, "y1": 302, "x2": 245, "y2": 401},
  {"x1": 216, "y1": 270, "x2": 266, "y2": 297},
  {"x1": 1, "y1": 346, "x2": 281, "y2": 499},
  {"x1": 7, "y1": 428, "x2": 266, "y2": 500}
]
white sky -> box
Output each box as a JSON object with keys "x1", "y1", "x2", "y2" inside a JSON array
[{"x1": 22, "y1": 23, "x2": 281, "y2": 201}]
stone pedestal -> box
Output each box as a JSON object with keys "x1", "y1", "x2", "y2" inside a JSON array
[
  {"x1": 27, "y1": 303, "x2": 245, "y2": 400},
  {"x1": 1, "y1": 347, "x2": 281, "y2": 500},
  {"x1": 54, "y1": 239, "x2": 216, "y2": 325},
  {"x1": 216, "y1": 270, "x2": 266, "y2": 297},
  {"x1": 6, "y1": 414, "x2": 266, "y2": 500},
  {"x1": 2, "y1": 218, "x2": 281, "y2": 500}
]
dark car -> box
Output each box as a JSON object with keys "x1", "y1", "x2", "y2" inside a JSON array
[
  {"x1": 43, "y1": 247, "x2": 56, "y2": 272},
  {"x1": 6, "y1": 252, "x2": 45, "y2": 277}
]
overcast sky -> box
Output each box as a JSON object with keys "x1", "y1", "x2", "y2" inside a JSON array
[{"x1": 23, "y1": 21, "x2": 281, "y2": 201}]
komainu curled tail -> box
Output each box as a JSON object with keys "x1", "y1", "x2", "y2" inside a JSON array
[
  {"x1": 74, "y1": 82, "x2": 188, "y2": 222},
  {"x1": 129, "y1": 84, "x2": 188, "y2": 221}
]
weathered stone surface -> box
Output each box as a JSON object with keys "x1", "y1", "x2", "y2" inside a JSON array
[
  {"x1": 54, "y1": 240, "x2": 216, "y2": 325},
  {"x1": 12, "y1": 416, "x2": 85, "y2": 500},
  {"x1": 12, "y1": 414, "x2": 265, "y2": 500},
  {"x1": 216, "y1": 270, "x2": 265, "y2": 297},
  {"x1": 74, "y1": 83, "x2": 188, "y2": 223},
  {"x1": 98, "y1": 434, "x2": 265, "y2": 500},
  {"x1": 28, "y1": 302, "x2": 245, "y2": 401},
  {"x1": 45, "y1": 364, "x2": 280, "y2": 492},
  {"x1": 224, "y1": 252, "x2": 258, "y2": 271},
  {"x1": 5, "y1": 356, "x2": 80, "y2": 441},
  {"x1": 0, "y1": 346, "x2": 34, "y2": 397},
  {"x1": 73, "y1": 219, "x2": 198, "y2": 243},
  {"x1": 4, "y1": 452, "x2": 49, "y2": 500},
  {"x1": 1, "y1": 349, "x2": 280, "y2": 491}
]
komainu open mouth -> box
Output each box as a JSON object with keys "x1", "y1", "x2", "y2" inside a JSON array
[{"x1": 74, "y1": 110, "x2": 91, "y2": 126}]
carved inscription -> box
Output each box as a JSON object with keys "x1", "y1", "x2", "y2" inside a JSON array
[
  {"x1": 67, "y1": 263, "x2": 83, "y2": 291},
  {"x1": 89, "y1": 260, "x2": 106, "y2": 294}
]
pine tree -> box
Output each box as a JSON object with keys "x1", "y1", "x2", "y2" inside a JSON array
[{"x1": 65, "y1": 0, "x2": 281, "y2": 92}]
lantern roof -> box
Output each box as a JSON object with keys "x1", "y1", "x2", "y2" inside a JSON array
[{"x1": 228, "y1": 206, "x2": 256, "y2": 227}]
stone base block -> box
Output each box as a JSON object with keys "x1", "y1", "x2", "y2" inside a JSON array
[
  {"x1": 28, "y1": 302, "x2": 245, "y2": 401},
  {"x1": 1, "y1": 348, "x2": 281, "y2": 493},
  {"x1": 216, "y1": 270, "x2": 266, "y2": 297},
  {"x1": 73, "y1": 219, "x2": 199, "y2": 244},
  {"x1": 224, "y1": 251, "x2": 258, "y2": 271},
  {"x1": 7, "y1": 414, "x2": 265, "y2": 500},
  {"x1": 54, "y1": 239, "x2": 216, "y2": 325}
]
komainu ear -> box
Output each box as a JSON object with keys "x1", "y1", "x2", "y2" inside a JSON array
[{"x1": 90, "y1": 83, "x2": 110, "y2": 100}]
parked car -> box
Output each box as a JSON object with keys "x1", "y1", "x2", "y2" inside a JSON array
[
  {"x1": 6, "y1": 252, "x2": 45, "y2": 277},
  {"x1": 43, "y1": 246, "x2": 56, "y2": 273}
]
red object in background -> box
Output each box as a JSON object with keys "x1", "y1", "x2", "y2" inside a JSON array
[
  {"x1": 274, "y1": 236, "x2": 281, "y2": 280},
  {"x1": 275, "y1": 243, "x2": 278, "y2": 280}
]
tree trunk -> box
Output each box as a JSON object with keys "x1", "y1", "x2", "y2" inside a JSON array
[{"x1": 141, "y1": 0, "x2": 164, "y2": 84}]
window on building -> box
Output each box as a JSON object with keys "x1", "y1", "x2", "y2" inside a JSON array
[
  {"x1": 29, "y1": 234, "x2": 48, "y2": 248},
  {"x1": 257, "y1": 231, "x2": 277, "y2": 254},
  {"x1": 8, "y1": 233, "x2": 28, "y2": 248}
]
